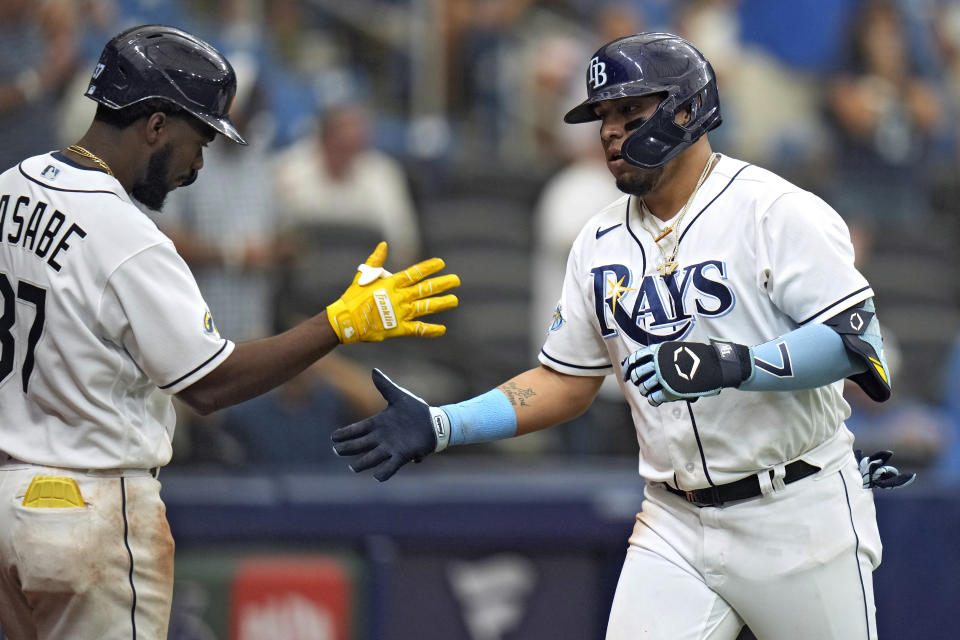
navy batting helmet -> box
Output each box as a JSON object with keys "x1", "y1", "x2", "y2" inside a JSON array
[
  {"x1": 85, "y1": 24, "x2": 246, "y2": 145},
  {"x1": 564, "y1": 32, "x2": 721, "y2": 169}
]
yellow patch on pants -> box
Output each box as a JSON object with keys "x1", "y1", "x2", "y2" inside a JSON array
[{"x1": 22, "y1": 476, "x2": 86, "y2": 508}]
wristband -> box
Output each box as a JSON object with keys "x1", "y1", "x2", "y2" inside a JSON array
[
  {"x1": 429, "y1": 406, "x2": 451, "y2": 452},
  {"x1": 439, "y1": 389, "x2": 517, "y2": 447}
]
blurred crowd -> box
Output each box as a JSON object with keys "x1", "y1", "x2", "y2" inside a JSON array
[{"x1": 7, "y1": 0, "x2": 960, "y2": 479}]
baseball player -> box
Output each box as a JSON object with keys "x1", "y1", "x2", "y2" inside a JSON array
[
  {"x1": 332, "y1": 33, "x2": 914, "y2": 639},
  {"x1": 0, "y1": 25, "x2": 459, "y2": 640}
]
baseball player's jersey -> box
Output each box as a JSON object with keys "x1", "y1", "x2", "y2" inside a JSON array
[
  {"x1": 540, "y1": 154, "x2": 872, "y2": 487},
  {"x1": 0, "y1": 153, "x2": 235, "y2": 470}
]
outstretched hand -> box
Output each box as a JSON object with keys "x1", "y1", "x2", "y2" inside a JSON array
[
  {"x1": 856, "y1": 449, "x2": 916, "y2": 489},
  {"x1": 331, "y1": 369, "x2": 440, "y2": 481},
  {"x1": 327, "y1": 242, "x2": 460, "y2": 343}
]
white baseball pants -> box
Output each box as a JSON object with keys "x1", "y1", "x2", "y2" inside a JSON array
[
  {"x1": 606, "y1": 438, "x2": 882, "y2": 639},
  {"x1": 0, "y1": 463, "x2": 174, "y2": 640}
]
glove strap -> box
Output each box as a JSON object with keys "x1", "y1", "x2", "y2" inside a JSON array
[
  {"x1": 326, "y1": 299, "x2": 357, "y2": 344},
  {"x1": 711, "y1": 339, "x2": 752, "y2": 388},
  {"x1": 429, "y1": 407, "x2": 451, "y2": 452}
]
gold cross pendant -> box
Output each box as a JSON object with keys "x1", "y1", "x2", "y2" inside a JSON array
[{"x1": 657, "y1": 261, "x2": 679, "y2": 276}]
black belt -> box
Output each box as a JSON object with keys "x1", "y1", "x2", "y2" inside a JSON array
[{"x1": 663, "y1": 460, "x2": 820, "y2": 507}]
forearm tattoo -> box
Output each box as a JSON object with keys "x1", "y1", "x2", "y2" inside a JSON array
[{"x1": 500, "y1": 381, "x2": 536, "y2": 407}]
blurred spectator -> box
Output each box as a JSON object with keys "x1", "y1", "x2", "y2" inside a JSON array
[
  {"x1": 512, "y1": 6, "x2": 645, "y2": 165},
  {"x1": 521, "y1": 34, "x2": 590, "y2": 164},
  {"x1": 675, "y1": 0, "x2": 830, "y2": 174},
  {"x1": 524, "y1": 84, "x2": 636, "y2": 457},
  {"x1": 272, "y1": 102, "x2": 421, "y2": 267},
  {"x1": 57, "y1": 0, "x2": 123, "y2": 145},
  {"x1": 824, "y1": 0, "x2": 946, "y2": 233},
  {"x1": 0, "y1": 0, "x2": 78, "y2": 170},
  {"x1": 270, "y1": 102, "x2": 422, "y2": 331},
  {"x1": 932, "y1": 0, "x2": 960, "y2": 174},
  {"x1": 530, "y1": 126, "x2": 620, "y2": 349},
  {"x1": 594, "y1": 2, "x2": 648, "y2": 42},
  {"x1": 442, "y1": 0, "x2": 536, "y2": 117},
  {"x1": 159, "y1": 54, "x2": 279, "y2": 342},
  {"x1": 736, "y1": 0, "x2": 856, "y2": 72},
  {"x1": 219, "y1": 354, "x2": 386, "y2": 468}
]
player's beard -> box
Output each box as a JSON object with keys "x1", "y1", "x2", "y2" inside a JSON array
[
  {"x1": 131, "y1": 143, "x2": 174, "y2": 211},
  {"x1": 616, "y1": 166, "x2": 665, "y2": 197}
]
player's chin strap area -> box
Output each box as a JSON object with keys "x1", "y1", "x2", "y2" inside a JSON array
[{"x1": 622, "y1": 298, "x2": 890, "y2": 406}]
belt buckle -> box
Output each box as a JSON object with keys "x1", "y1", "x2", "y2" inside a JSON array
[{"x1": 684, "y1": 490, "x2": 697, "y2": 503}]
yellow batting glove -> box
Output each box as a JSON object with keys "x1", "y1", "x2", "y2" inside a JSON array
[{"x1": 327, "y1": 242, "x2": 460, "y2": 343}]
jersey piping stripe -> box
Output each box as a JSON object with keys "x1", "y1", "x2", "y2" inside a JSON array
[
  {"x1": 686, "y1": 401, "x2": 720, "y2": 491},
  {"x1": 121, "y1": 477, "x2": 139, "y2": 639},
  {"x1": 623, "y1": 197, "x2": 648, "y2": 275},
  {"x1": 539, "y1": 348, "x2": 611, "y2": 370},
  {"x1": 18, "y1": 163, "x2": 124, "y2": 198},
  {"x1": 797, "y1": 286, "x2": 872, "y2": 326},
  {"x1": 158, "y1": 340, "x2": 230, "y2": 390},
  {"x1": 838, "y1": 469, "x2": 873, "y2": 639},
  {"x1": 677, "y1": 163, "x2": 753, "y2": 245}
]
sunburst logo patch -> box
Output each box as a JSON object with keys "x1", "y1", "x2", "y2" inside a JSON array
[
  {"x1": 549, "y1": 304, "x2": 565, "y2": 332},
  {"x1": 203, "y1": 310, "x2": 220, "y2": 337}
]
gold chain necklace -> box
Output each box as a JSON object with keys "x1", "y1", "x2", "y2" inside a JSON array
[
  {"x1": 66, "y1": 145, "x2": 114, "y2": 177},
  {"x1": 640, "y1": 152, "x2": 720, "y2": 276}
]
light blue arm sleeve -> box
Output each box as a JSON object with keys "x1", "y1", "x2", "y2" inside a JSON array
[
  {"x1": 440, "y1": 389, "x2": 518, "y2": 446},
  {"x1": 739, "y1": 322, "x2": 866, "y2": 392}
]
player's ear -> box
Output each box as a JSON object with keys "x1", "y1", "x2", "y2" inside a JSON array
[{"x1": 143, "y1": 112, "x2": 168, "y2": 145}]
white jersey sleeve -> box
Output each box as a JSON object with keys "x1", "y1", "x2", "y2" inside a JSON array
[
  {"x1": 539, "y1": 198, "x2": 628, "y2": 377},
  {"x1": 0, "y1": 152, "x2": 234, "y2": 470},
  {"x1": 98, "y1": 242, "x2": 234, "y2": 395},
  {"x1": 757, "y1": 190, "x2": 871, "y2": 325}
]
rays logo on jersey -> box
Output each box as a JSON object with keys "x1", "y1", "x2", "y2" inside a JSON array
[
  {"x1": 592, "y1": 260, "x2": 735, "y2": 345},
  {"x1": 202, "y1": 310, "x2": 220, "y2": 337}
]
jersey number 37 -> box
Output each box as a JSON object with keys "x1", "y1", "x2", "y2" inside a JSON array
[{"x1": 0, "y1": 272, "x2": 46, "y2": 393}]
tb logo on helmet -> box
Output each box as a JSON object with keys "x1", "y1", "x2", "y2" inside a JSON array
[{"x1": 589, "y1": 56, "x2": 607, "y2": 89}]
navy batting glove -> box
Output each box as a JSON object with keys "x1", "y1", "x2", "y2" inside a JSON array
[
  {"x1": 331, "y1": 368, "x2": 438, "y2": 481},
  {"x1": 622, "y1": 339, "x2": 752, "y2": 406},
  {"x1": 856, "y1": 449, "x2": 916, "y2": 489}
]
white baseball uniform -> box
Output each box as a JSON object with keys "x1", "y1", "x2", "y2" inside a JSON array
[
  {"x1": 0, "y1": 152, "x2": 235, "y2": 639},
  {"x1": 540, "y1": 154, "x2": 882, "y2": 639}
]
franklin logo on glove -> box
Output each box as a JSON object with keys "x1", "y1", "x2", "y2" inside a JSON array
[{"x1": 373, "y1": 289, "x2": 397, "y2": 329}]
